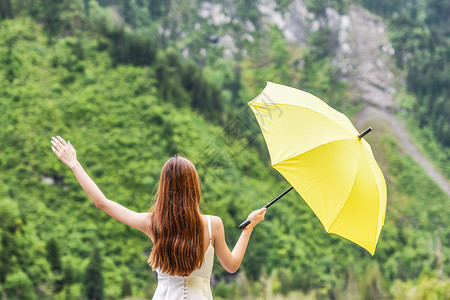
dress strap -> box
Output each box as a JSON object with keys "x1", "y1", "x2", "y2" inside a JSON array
[{"x1": 207, "y1": 215, "x2": 212, "y2": 243}]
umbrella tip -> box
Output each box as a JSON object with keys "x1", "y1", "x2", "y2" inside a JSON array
[{"x1": 357, "y1": 127, "x2": 372, "y2": 140}]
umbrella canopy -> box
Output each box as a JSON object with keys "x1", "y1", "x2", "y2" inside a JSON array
[{"x1": 249, "y1": 82, "x2": 387, "y2": 255}]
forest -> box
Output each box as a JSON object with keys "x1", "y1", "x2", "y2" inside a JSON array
[{"x1": 0, "y1": 0, "x2": 449, "y2": 299}]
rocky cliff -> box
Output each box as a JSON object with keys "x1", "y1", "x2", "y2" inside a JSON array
[
  {"x1": 260, "y1": 0, "x2": 450, "y2": 197},
  {"x1": 165, "y1": 0, "x2": 450, "y2": 196}
]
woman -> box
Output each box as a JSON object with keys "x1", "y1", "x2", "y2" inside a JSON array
[{"x1": 51, "y1": 136, "x2": 266, "y2": 299}]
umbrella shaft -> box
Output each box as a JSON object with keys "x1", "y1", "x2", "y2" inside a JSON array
[
  {"x1": 358, "y1": 127, "x2": 372, "y2": 139},
  {"x1": 264, "y1": 186, "x2": 294, "y2": 208}
]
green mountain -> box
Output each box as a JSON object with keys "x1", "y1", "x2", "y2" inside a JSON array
[{"x1": 0, "y1": 0, "x2": 449, "y2": 299}]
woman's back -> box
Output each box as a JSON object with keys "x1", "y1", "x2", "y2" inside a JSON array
[{"x1": 152, "y1": 215, "x2": 214, "y2": 300}]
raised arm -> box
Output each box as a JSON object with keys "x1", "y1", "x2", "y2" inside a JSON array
[
  {"x1": 213, "y1": 208, "x2": 266, "y2": 273},
  {"x1": 51, "y1": 136, "x2": 149, "y2": 234}
]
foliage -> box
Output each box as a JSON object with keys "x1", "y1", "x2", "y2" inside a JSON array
[
  {"x1": 395, "y1": 88, "x2": 450, "y2": 179},
  {"x1": 0, "y1": 17, "x2": 276, "y2": 298},
  {"x1": 393, "y1": 276, "x2": 450, "y2": 300},
  {"x1": 84, "y1": 247, "x2": 104, "y2": 300},
  {"x1": 406, "y1": 119, "x2": 450, "y2": 180},
  {"x1": 4, "y1": 269, "x2": 36, "y2": 300},
  {"x1": 0, "y1": 1, "x2": 449, "y2": 299},
  {"x1": 358, "y1": 0, "x2": 450, "y2": 147},
  {"x1": 390, "y1": 16, "x2": 449, "y2": 146}
]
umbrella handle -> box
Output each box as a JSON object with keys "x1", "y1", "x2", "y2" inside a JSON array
[
  {"x1": 238, "y1": 186, "x2": 294, "y2": 229},
  {"x1": 238, "y1": 220, "x2": 251, "y2": 229}
]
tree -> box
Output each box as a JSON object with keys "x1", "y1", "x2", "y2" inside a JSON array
[
  {"x1": 46, "y1": 238, "x2": 64, "y2": 292},
  {"x1": 84, "y1": 247, "x2": 104, "y2": 300},
  {"x1": 46, "y1": 238, "x2": 62, "y2": 273},
  {"x1": 42, "y1": 0, "x2": 62, "y2": 36},
  {"x1": 64, "y1": 262, "x2": 74, "y2": 300},
  {"x1": 121, "y1": 275, "x2": 132, "y2": 298},
  {"x1": 0, "y1": 0, "x2": 13, "y2": 19},
  {"x1": 0, "y1": 198, "x2": 20, "y2": 285}
]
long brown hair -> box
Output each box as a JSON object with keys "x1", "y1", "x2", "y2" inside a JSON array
[{"x1": 148, "y1": 155, "x2": 204, "y2": 276}]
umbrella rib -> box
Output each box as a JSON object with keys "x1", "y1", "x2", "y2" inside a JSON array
[
  {"x1": 325, "y1": 173, "x2": 357, "y2": 233},
  {"x1": 271, "y1": 137, "x2": 358, "y2": 169},
  {"x1": 250, "y1": 102, "x2": 360, "y2": 166},
  {"x1": 365, "y1": 150, "x2": 384, "y2": 247},
  {"x1": 272, "y1": 139, "x2": 359, "y2": 234},
  {"x1": 326, "y1": 152, "x2": 383, "y2": 254},
  {"x1": 323, "y1": 145, "x2": 360, "y2": 233},
  {"x1": 249, "y1": 102, "x2": 359, "y2": 138}
]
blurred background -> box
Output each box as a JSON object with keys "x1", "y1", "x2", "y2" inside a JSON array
[{"x1": 0, "y1": 0, "x2": 449, "y2": 299}]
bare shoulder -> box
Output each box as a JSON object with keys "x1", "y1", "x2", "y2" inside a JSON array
[
  {"x1": 201, "y1": 215, "x2": 224, "y2": 232},
  {"x1": 209, "y1": 215, "x2": 222, "y2": 223},
  {"x1": 207, "y1": 215, "x2": 223, "y2": 225},
  {"x1": 201, "y1": 214, "x2": 221, "y2": 222},
  {"x1": 210, "y1": 216, "x2": 225, "y2": 237}
]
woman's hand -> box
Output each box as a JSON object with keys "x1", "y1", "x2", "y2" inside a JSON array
[
  {"x1": 246, "y1": 207, "x2": 267, "y2": 229},
  {"x1": 214, "y1": 207, "x2": 267, "y2": 273},
  {"x1": 51, "y1": 136, "x2": 78, "y2": 169}
]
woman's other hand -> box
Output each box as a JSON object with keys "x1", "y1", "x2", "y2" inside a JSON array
[
  {"x1": 246, "y1": 207, "x2": 267, "y2": 229},
  {"x1": 51, "y1": 136, "x2": 78, "y2": 169},
  {"x1": 214, "y1": 207, "x2": 267, "y2": 272}
]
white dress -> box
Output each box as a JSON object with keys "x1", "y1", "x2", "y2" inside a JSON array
[{"x1": 152, "y1": 215, "x2": 214, "y2": 300}]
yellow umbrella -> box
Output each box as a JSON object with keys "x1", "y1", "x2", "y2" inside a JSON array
[{"x1": 240, "y1": 82, "x2": 387, "y2": 255}]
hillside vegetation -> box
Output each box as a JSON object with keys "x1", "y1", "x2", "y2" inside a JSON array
[{"x1": 0, "y1": 0, "x2": 449, "y2": 299}]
